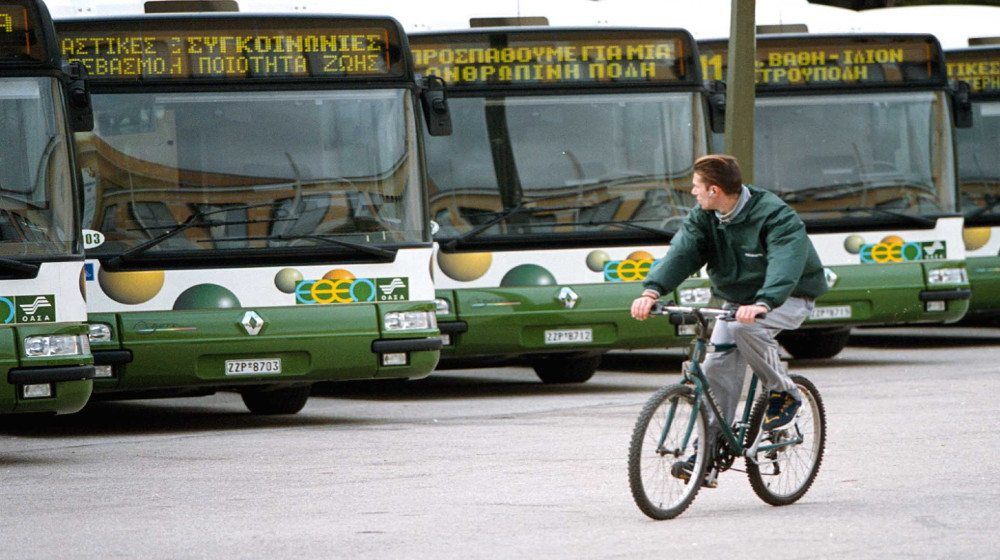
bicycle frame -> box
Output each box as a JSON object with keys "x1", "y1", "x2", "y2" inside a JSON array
[{"x1": 655, "y1": 305, "x2": 803, "y2": 464}]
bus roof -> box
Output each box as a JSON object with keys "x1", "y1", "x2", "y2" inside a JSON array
[
  {"x1": 699, "y1": 33, "x2": 947, "y2": 91},
  {"x1": 409, "y1": 27, "x2": 702, "y2": 90},
  {"x1": 1, "y1": 0, "x2": 61, "y2": 69},
  {"x1": 55, "y1": 13, "x2": 413, "y2": 84},
  {"x1": 946, "y1": 46, "x2": 1000, "y2": 99}
]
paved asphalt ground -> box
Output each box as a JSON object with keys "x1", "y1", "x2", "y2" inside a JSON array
[{"x1": 2, "y1": 326, "x2": 999, "y2": 559}]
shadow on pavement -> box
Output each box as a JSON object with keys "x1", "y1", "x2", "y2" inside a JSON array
[
  {"x1": 848, "y1": 326, "x2": 1000, "y2": 349},
  {"x1": 313, "y1": 369, "x2": 666, "y2": 402},
  {"x1": 0, "y1": 398, "x2": 371, "y2": 439}
]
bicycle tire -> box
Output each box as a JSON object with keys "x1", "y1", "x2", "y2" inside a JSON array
[
  {"x1": 745, "y1": 375, "x2": 826, "y2": 506},
  {"x1": 628, "y1": 384, "x2": 710, "y2": 520}
]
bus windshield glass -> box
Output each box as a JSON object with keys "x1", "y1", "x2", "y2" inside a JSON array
[
  {"x1": 0, "y1": 77, "x2": 78, "y2": 258},
  {"x1": 752, "y1": 91, "x2": 956, "y2": 223},
  {"x1": 81, "y1": 88, "x2": 425, "y2": 258},
  {"x1": 428, "y1": 92, "x2": 700, "y2": 240},
  {"x1": 957, "y1": 100, "x2": 1000, "y2": 219}
]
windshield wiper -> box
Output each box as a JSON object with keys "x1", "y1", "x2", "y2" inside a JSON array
[
  {"x1": 264, "y1": 233, "x2": 396, "y2": 260},
  {"x1": 579, "y1": 219, "x2": 678, "y2": 238},
  {"x1": 841, "y1": 207, "x2": 937, "y2": 227},
  {"x1": 439, "y1": 192, "x2": 582, "y2": 250},
  {"x1": 103, "y1": 201, "x2": 275, "y2": 269},
  {"x1": 774, "y1": 181, "x2": 937, "y2": 204},
  {"x1": 965, "y1": 195, "x2": 1000, "y2": 220},
  {"x1": 0, "y1": 256, "x2": 40, "y2": 278}
]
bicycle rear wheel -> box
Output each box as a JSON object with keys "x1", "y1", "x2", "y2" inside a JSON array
[
  {"x1": 628, "y1": 384, "x2": 709, "y2": 520},
  {"x1": 745, "y1": 375, "x2": 826, "y2": 506}
]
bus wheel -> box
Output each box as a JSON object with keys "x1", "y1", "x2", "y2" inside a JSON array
[
  {"x1": 777, "y1": 327, "x2": 851, "y2": 360},
  {"x1": 241, "y1": 385, "x2": 312, "y2": 415},
  {"x1": 530, "y1": 354, "x2": 602, "y2": 384}
]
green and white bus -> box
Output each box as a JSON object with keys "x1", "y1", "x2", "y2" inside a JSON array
[
  {"x1": 947, "y1": 45, "x2": 1000, "y2": 321},
  {"x1": 699, "y1": 34, "x2": 972, "y2": 358},
  {"x1": 411, "y1": 27, "x2": 717, "y2": 383},
  {"x1": 0, "y1": 0, "x2": 95, "y2": 415},
  {"x1": 56, "y1": 10, "x2": 446, "y2": 413}
]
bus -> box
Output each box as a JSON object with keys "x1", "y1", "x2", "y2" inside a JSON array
[
  {"x1": 947, "y1": 45, "x2": 1000, "y2": 321},
  {"x1": 698, "y1": 33, "x2": 973, "y2": 357},
  {"x1": 0, "y1": 0, "x2": 95, "y2": 415},
  {"x1": 56, "y1": 9, "x2": 448, "y2": 413},
  {"x1": 411, "y1": 27, "x2": 718, "y2": 382}
]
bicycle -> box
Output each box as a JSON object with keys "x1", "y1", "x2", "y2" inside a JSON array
[{"x1": 627, "y1": 303, "x2": 826, "y2": 520}]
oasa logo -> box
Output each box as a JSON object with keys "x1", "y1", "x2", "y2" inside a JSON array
[
  {"x1": 604, "y1": 259, "x2": 659, "y2": 282},
  {"x1": 295, "y1": 277, "x2": 409, "y2": 304},
  {"x1": 859, "y1": 240, "x2": 947, "y2": 264}
]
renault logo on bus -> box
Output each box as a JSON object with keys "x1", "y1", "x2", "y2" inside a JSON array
[{"x1": 241, "y1": 311, "x2": 264, "y2": 335}]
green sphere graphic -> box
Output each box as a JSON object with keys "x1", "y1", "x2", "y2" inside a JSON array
[
  {"x1": 274, "y1": 268, "x2": 304, "y2": 294},
  {"x1": 500, "y1": 264, "x2": 557, "y2": 287},
  {"x1": 843, "y1": 234, "x2": 866, "y2": 255},
  {"x1": 585, "y1": 250, "x2": 610, "y2": 272},
  {"x1": 173, "y1": 284, "x2": 241, "y2": 310}
]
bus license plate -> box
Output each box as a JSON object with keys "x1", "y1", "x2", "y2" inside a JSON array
[
  {"x1": 810, "y1": 306, "x2": 851, "y2": 320},
  {"x1": 544, "y1": 328, "x2": 593, "y2": 344},
  {"x1": 225, "y1": 358, "x2": 282, "y2": 375}
]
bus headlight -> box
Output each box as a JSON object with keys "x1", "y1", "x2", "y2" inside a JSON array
[
  {"x1": 88, "y1": 323, "x2": 113, "y2": 343},
  {"x1": 435, "y1": 298, "x2": 451, "y2": 314},
  {"x1": 384, "y1": 311, "x2": 436, "y2": 331},
  {"x1": 927, "y1": 268, "x2": 967, "y2": 285},
  {"x1": 24, "y1": 334, "x2": 91, "y2": 358},
  {"x1": 679, "y1": 287, "x2": 712, "y2": 305}
]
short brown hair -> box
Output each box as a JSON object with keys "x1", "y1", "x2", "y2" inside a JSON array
[{"x1": 694, "y1": 154, "x2": 743, "y2": 195}]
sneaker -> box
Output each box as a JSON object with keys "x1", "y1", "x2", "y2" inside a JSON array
[
  {"x1": 763, "y1": 391, "x2": 801, "y2": 431},
  {"x1": 670, "y1": 455, "x2": 717, "y2": 488}
]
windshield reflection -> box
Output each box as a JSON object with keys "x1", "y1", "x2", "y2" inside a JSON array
[
  {"x1": 751, "y1": 92, "x2": 956, "y2": 222},
  {"x1": 957, "y1": 100, "x2": 1000, "y2": 221},
  {"x1": 78, "y1": 89, "x2": 426, "y2": 258},
  {"x1": 0, "y1": 78, "x2": 78, "y2": 258},
  {"x1": 425, "y1": 93, "x2": 703, "y2": 240}
]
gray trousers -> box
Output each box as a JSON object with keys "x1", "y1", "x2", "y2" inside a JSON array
[{"x1": 704, "y1": 296, "x2": 814, "y2": 433}]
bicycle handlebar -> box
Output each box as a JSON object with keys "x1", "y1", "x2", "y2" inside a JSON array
[{"x1": 649, "y1": 302, "x2": 766, "y2": 324}]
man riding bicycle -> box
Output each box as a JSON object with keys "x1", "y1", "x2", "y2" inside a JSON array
[{"x1": 631, "y1": 154, "x2": 829, "y2": 481}]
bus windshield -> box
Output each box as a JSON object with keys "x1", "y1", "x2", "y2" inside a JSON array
[
  {"x1": 0, "y1": 77, "x2": 79, "y2": 258},
  {"x1": 81, "y1": 88, "x2": 425, "y2": 259},
  {"x1": 428, "y1": 92, "x2": 701, "y2": 240},
  {"x1": 753, "y1": 91, "x2": 956, "y2": 223},
  {"x1": 957, "y1": 100, "x2": 1000, "y2": 219}
]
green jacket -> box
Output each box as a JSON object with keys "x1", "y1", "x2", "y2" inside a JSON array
[{"x1": 643, "y1": 185, "x2": 828, "y2": 310}]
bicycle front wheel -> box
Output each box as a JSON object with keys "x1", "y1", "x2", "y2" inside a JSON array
[
  {"x1": 628, "y1": 384, "x2": 709, "y2": 520},
  {"x1": 745, "y1": 375, "x2": 826, "y2": 506}
]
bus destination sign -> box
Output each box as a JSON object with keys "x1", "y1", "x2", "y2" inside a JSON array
[
  {"x1": 411, "y1": 30, "x2": 693, "y2": 87},
  {"x1": 947, "y1": 48, "x2": 1000, "y2": 96},
  {"x1": 700, "y1": 36, "x2": 943, "y2": 89},
  {"x1": 57, "y1": 19, "x2": 403, "y2": 81},
  {"x1": 0, "y1": 1, "x2": 46, "y2": 63}
]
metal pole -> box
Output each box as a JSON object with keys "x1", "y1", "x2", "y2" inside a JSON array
[{"x1": 724, "y1": 0, "x2": 756, "y2": 182}]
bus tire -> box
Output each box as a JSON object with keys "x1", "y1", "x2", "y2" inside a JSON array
[
  {"x1": 530, "y1": 354, "x2": 602, "y2": 384},
  {"x1": 241, "y1": 385, "x2": 311, "y2": 415},
  {"x1": 777, "y1": 327, "x2": 851, "y2": 359}
]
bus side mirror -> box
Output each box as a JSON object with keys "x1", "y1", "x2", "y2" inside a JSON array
[
  {"x1": 707, "y1": 80, "x2": 726, "y2": 134},
  {"x1": 65, "y1": 61, "x2": 94, "y2": 132},
  {"x1": 952, "y1": 80, "x2": 973, "y2": 129},
  {"x1": 420, "y1": 75, "x2": 452, "y2": 137}
]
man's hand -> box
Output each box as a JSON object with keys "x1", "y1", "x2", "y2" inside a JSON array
[
  {"x1": 631, "y1": 296, "x2": 657, "y2": 321},
  {"x1": 735, "y1": 304, "x2": 768, "y2": 324}
]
